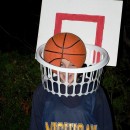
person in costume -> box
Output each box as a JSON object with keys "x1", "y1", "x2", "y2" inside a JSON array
[{"x1": 29, "y1": 32, "x2": 113, "y2": 130}]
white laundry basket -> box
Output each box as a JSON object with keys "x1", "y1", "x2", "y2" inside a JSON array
[{"x1": 36, "y1": 43, "x2": 109, "y2": 97}]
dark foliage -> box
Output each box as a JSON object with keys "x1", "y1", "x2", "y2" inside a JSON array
[{"x1": 0, "y1": 52, "x2": 40, "y2": 130}]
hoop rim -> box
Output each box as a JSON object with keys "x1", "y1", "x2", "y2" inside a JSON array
[{"x1": 35, "y1": 44, "x2": 109, "y2": 73}]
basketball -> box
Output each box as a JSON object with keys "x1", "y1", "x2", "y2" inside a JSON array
[{"x1": 44, "y1": 32, "x2": 86, "y2": 68}]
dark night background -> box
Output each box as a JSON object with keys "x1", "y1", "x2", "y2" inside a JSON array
[
  {"x1": 0, "y1": 0, "x2": 130, "y2": 54},
  {"x1": 0, "y1": 0, "x2": 130, "y2": 130},
  {"x1": 0, "y1": 0, "x2": 42, "y2": 53}
]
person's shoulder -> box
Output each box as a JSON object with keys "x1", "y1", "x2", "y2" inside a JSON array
[
  {"x1": 95, "y1": 86, "x2": 110, "y2": 105},
  {"x1": 33, "y1": 83, "x2": 44, "y2": 94},
  {"x1": 32, "y1": 83, "x2": 47, "y2": 102},
  {"x1": 96, "y1": 86, "x2": 107, "y2": 97}
]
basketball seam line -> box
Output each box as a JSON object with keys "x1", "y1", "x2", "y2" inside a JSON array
[
  {"x1": 45, "y1": 50, "x2": 86, "y2": 55},
  {"x1": 52, "y1": 38, "x2": 61, "y2": 48},
  {"x1": 61, "y1": 33, "x2": 66, "y2": 61},
  {"x1": 64, "y1": 39, "x2": 81, "y2": 49},
  {"x1": 52, "y1": 35, "x2": 82, "y2": 49}
]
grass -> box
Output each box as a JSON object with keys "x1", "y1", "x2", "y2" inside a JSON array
[{"x1": 0, "y1": 51, "x2": 40, "y2": 130}]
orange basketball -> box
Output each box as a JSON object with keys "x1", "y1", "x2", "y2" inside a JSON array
[{"x1": 44, "y1": 32, "x2": 86, "y2": 68}]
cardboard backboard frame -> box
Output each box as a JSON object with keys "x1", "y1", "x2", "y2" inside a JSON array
[{"x1": 36, "y1": 0, "x2": 123, "y2": 66}]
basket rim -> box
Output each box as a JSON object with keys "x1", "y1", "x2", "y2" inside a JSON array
[{"x1": 35, "y1": 44, "x2": 109, "y2": 73}]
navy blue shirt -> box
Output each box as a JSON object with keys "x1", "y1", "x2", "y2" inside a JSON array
[{"x1": 29, "y1": 84, "x2": 113, "y2": 130}]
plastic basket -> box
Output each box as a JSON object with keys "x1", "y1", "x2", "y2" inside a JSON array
[{"x1": 36, "y1": 43, "x2": 109, "y2": 97}]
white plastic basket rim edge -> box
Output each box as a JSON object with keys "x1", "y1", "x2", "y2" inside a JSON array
[{"x1": 36, "y1": 44, "x2": 109, "y2": 73}]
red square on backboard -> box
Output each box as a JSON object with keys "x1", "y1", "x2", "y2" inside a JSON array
[{"x1": 54, "y1": 13, "x2": 105, "y2": 47}]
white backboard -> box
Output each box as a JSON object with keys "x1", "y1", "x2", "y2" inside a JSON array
[{"x1": 36, "y1": 0, "x2": 123, "y2": 66}]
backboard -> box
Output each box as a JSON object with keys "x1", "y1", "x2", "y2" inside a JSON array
[{"x1": 36, "y1": 0, "x2": 123, "y2": 66}]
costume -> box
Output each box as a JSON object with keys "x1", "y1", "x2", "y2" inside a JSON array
[
  {"x1": 32, "y1": 33, "x2": 113, "y2": 130},
  {"x1": 29, "y1": 82, "x2": 113, "y2": 130}
]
